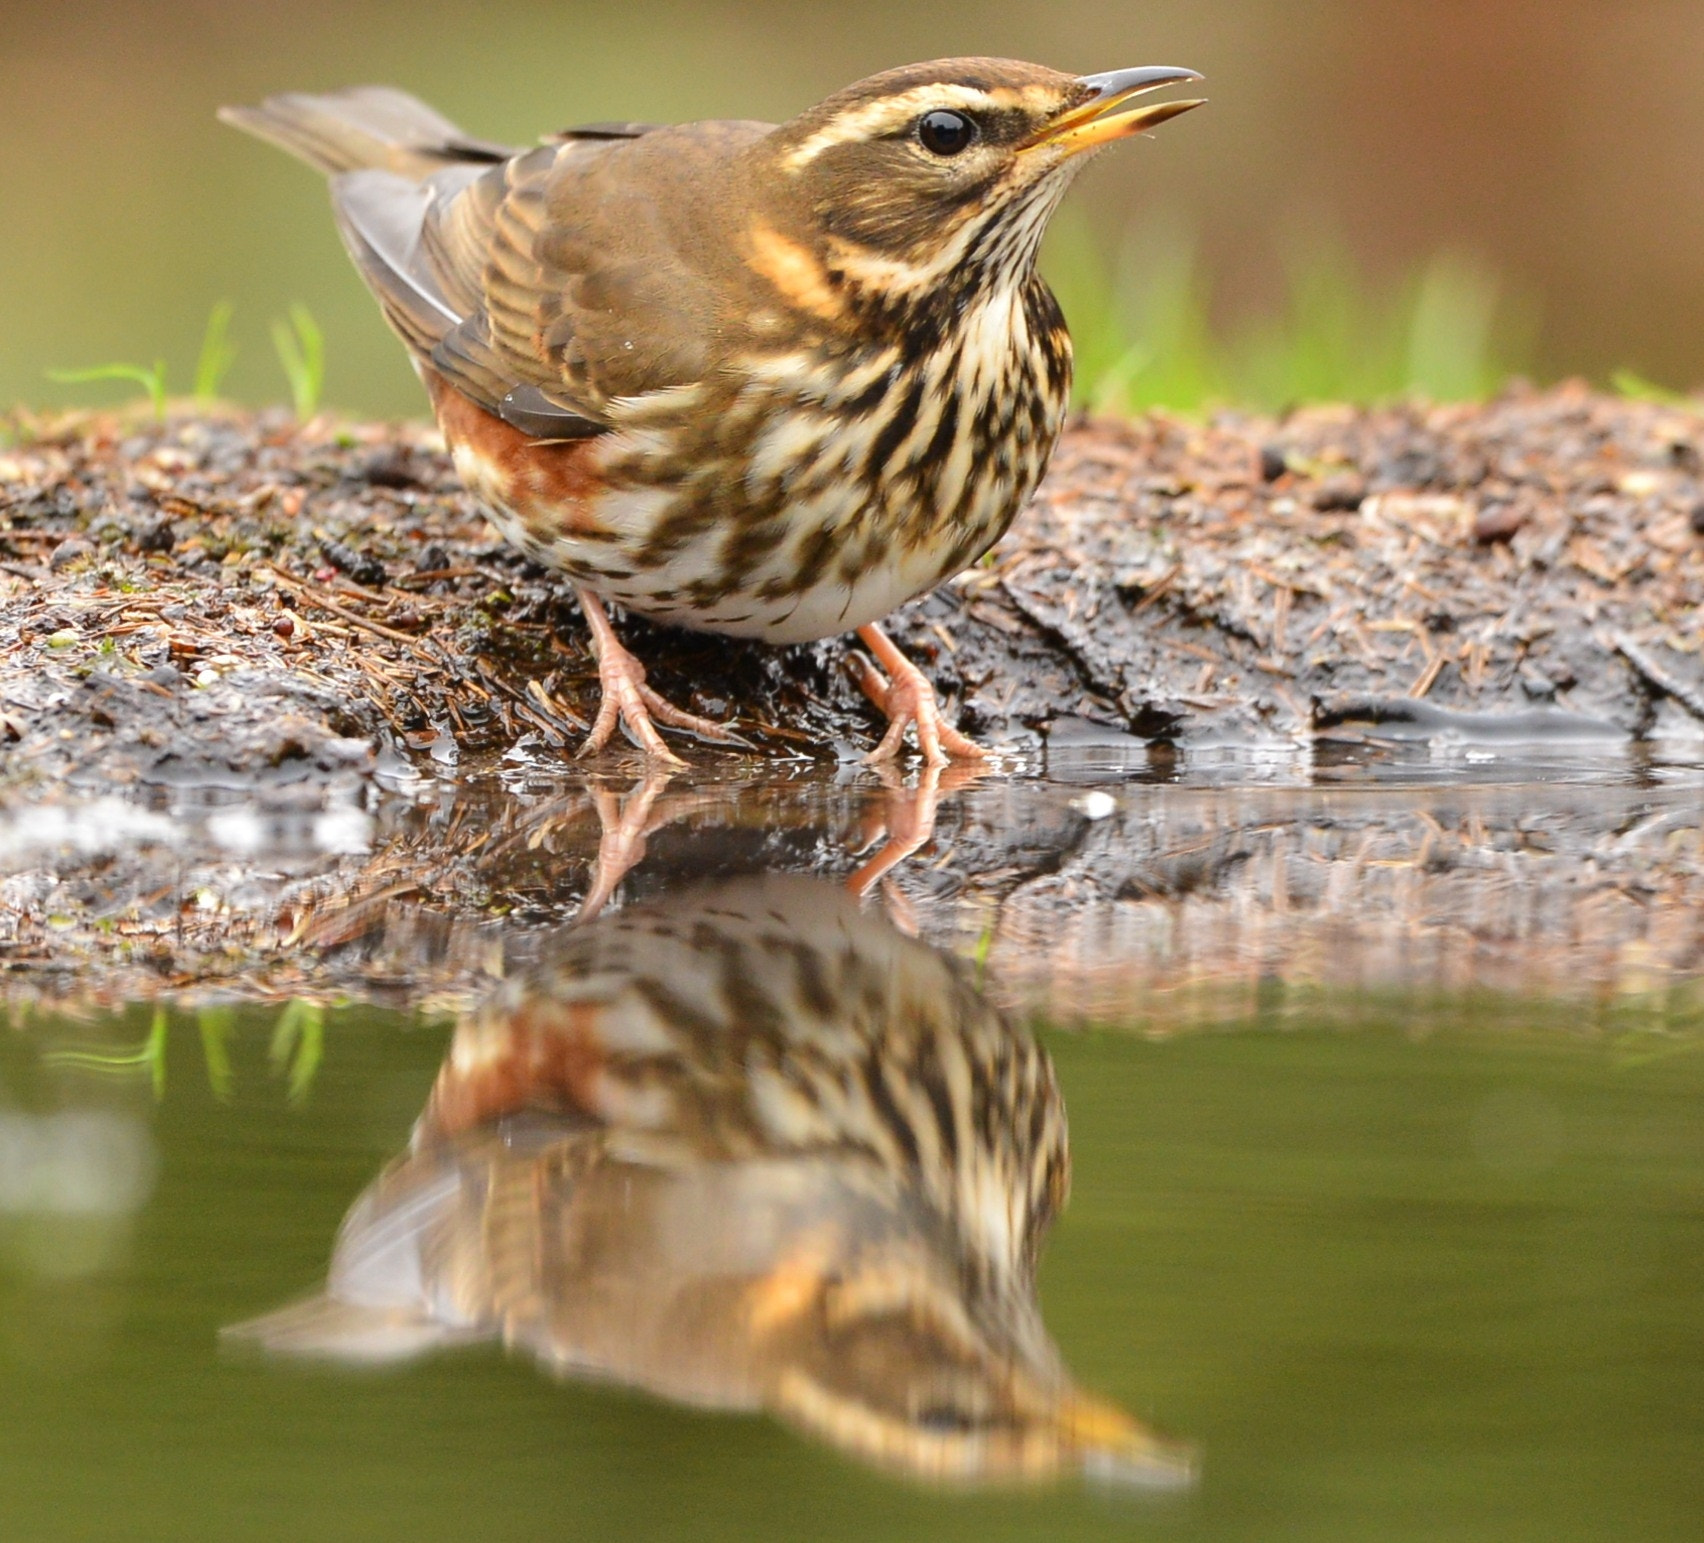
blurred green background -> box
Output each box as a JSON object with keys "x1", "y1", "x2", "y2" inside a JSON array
[{"x1": 5, "y1": 0, "x2": 1703, "y2": 416}]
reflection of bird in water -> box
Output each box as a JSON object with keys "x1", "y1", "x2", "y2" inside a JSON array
[{"x1": 228, "y1": 875, "x2": 1190, "y2": 1485}]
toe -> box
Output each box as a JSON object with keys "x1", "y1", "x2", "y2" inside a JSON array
[
  {"x1": 912, "y1": 709, "x2": 949, "y2": 769},
  {"x1": 577, "y1": 694, "x2": 624, "y2": 758},
  {"x1": 864, "y1": 711, "x2": 911, "y2": 764},
  {"x1": 936, "y1": 719, "x2": 987, "y2": 760},
  {"x1": 639, "y1": 686, "x2": 752, "y2": 748},
  {"x1": 623, "y1": 708, "x2": 688, "y2": 766}
]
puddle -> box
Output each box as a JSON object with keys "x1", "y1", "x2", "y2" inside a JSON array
[{"x1": 1, "y1": 752, "x2": 1700, "y2": 1538}]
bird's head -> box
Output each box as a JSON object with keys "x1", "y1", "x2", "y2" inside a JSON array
[
  {"x1": 752, "y1": 57, "x2": 1203, "y2": 308},
  {"x1": 748, "y1": 1233, "x2": 1196, "y2": 1487}
]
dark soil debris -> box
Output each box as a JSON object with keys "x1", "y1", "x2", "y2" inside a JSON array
[{"x1": 0, "y1": 382, "x2": 1699, "y2": 796}]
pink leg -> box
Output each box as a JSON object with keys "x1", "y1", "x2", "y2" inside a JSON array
[
  {"x1": 851, "y1": 622, "x2": 986, "y2": 767},
  {"x1": 845, "y1": 760, "x2": 983, "y2": 901},
  {"x1": 576, "y1": 772, "x2": 670, "y2": 923},
  {"x1": 576, "y1": 587, "x2": 747, "y2": 765}
]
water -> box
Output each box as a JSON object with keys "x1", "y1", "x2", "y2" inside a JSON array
[{"x1": 1, "y1": 755, "x2": 1701, "y2": 1541}]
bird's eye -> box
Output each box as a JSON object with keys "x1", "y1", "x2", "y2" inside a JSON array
[
  {"x1": 916, "y1": 109, "x2": 977, "y2": 157},
  {"x1": 915, "y1": 1404, "x2": 979, "y2": 1434}
]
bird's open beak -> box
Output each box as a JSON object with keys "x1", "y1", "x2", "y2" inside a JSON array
[{"x1": 1029, "y1": 65, "x2": 1205, "y2": 156}]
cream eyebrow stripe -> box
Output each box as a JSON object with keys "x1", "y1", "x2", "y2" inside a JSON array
[{"x1": 784, "y1": 85, "x2": 1007, "y2": 169}]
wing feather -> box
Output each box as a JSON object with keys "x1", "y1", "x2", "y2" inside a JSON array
[{"x1": 328, "y1": 117, "x2": 774, "y2": 439}]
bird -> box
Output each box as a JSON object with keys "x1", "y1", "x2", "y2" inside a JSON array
[
  {"x1": 225, "y1": 874, "x2": 1193, "y2": 1486},
  {"x1": 221, "y1": 60, "x2": 1203, "y2": 765}
]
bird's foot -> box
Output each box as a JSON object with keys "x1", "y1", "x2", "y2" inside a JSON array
[
  {"x1": 565, "y1": 772, "x2": 765, "y2": 922},
  {"x1": 846, "y1": 759, "x2": 985, "y2": 903},
  {"x1": 851, "y1": 622, "x2": 986, "y2": 767},
  {"x1": 575, "y1": 588, "x2": 748, "y2": 765}
]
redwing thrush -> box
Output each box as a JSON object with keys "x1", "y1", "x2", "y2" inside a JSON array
[
  {"x1": 222, "y1": 60, "x2": 1202, "y2": 765},
  {"x1": 226, "y1": 875, "x2": 1192, "y2": 1485}
]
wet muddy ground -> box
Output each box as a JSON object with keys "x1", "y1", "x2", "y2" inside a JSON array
[
  {"x1": 1, "y1": 387, "x2": 1701, "y2": 1012},
  {"x1": 3, "y1": 383, "x2": 1702, "y2": 792}
]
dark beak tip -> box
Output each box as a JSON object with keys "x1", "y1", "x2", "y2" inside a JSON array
[{"x1": 1077, "y1": 65, "x2": 1205, "y2": 100}]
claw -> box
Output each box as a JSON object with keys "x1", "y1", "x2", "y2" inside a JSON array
[
  {"x1": 851, "y1": 622, "x2": 986, "y2": 767},
  {"x1": 575, "y1": 587, "x2": 748, "y2": 762}
]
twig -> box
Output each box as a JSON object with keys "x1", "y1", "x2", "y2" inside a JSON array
[
  {"x1": 1128, "y1": 564, "x2": 1180, "y2": 614},
  {"x1": 1409, "y1": 651, "x2": 1448, "y2": 699},
  {"x1": 262, "y1": 562, "x2": 428, "y2": 646},
  {"x1": 1615, "y1": 633, "x2": 1704, "y2": 722}
]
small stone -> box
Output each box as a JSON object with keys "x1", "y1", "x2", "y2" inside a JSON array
[
  {"x1": 1689, "y1": 501, "x2": 1704, "y2": 536},
  {"x1": 1258, "y1": 445, "x2": 1288, "y2": 483},
  {"x1": 319, "y1": 538, "x2": 388, "y2": 589},
  {"x1": 1473, "y1": 502, "x2": 1527, "y2": 543},
  {"x1": 1519, "y1": 666, "x2": 1558, "y2": 702},
  {"x1": 358, "y1": 446, "x2": 426, "y2": 489},
  {"x1": 273, "y1": 615, "x2": 296, "y2": 640},
  {"x1": 1311, "y1": 473, "x2": 1367, "y2": 512},
  {"x1": 48, "y1": 537, "x2": 95, "y2": 570}
]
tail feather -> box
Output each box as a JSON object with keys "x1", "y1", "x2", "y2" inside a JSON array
[
  {"x1": 220, "y1": 1291, "x2": 483, "y2": 1365},
  {"x1": 222, "y1": 1142, "x2": 492, "y2": 1365},
  {"x1": 218, "y1": 86, "x2": 514, "y2": 179}
]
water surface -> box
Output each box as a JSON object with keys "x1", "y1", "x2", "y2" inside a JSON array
[{"x1": 1, "y1": 752, "x2": 1700, "y2": 1540}]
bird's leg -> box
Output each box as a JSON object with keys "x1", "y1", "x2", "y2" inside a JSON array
[
  {"x1": 846, "y1": 760, "x2": 984, "y2": 902},
  {"x1": 575, "y1": 773, "x2": 754, "y2": 922},
  {"x1": 851, "y1": 623, "x2": 986, "y2": 767},
  {"x1": 575, "y1": 587, "x2": 747, "y2": 764},
  {"x1": 577, "y1": 772, "x2": 671, "y2": 923}
]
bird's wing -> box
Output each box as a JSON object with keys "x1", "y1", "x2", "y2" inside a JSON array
[{"x1": 330, "y1": 120, "x2": 772, "y2": 439}]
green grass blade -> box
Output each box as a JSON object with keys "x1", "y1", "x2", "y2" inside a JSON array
[
  {"x1": 193, "y1": 301, "x2": 238, "y2": 404},
  {"x1": 271, "y1": 303, "x2": 325, "y2": 420},
  {"x1": 40, "y1": 1002, "x2": 170, "y2": 1099},
  {"x1": 269, "y1": 997, "x2": 325, "y2": 1104},
  {"x1": 198, "y1": 1005, "x2": 235, "y2": 1102},
  {"x1": 46, "y1": 360, "x2": 168, "y2": 419},
  {"x1": 1612, "y1": 369, "x2": 1691, "y2": 406},
  {"x1": 1044, "y1": 214, "x2": 1539, "y2": 413},
  {"x1": 287, "y1": 1003, "x2": 325, "y2": 1105},
  {"x1": 268, "y1": 996, "x2": 307, "y2": 1071},
  {"x1": 1405, "y1": 253, "x2": 1501, "y2": 401}
]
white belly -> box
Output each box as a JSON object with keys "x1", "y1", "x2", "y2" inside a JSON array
[{"x1": 473, "y1": 290, "x2": 1066, "y2": 646}]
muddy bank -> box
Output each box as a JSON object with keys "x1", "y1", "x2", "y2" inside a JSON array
[
  {"x1": 2, "y1": 387, "x2": 1702, "y2": 1014},
  {"x1": 2, "y1": 383, "x2": 1702, "y2": 794}
]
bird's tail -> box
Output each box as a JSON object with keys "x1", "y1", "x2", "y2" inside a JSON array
[{"x1": 218, "y1": 86, "x2": 514, "y2": 180}]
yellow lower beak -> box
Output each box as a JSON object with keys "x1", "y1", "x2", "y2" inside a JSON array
[
  {"x1": 1058, "y1": 1390, "x2": 1198, "y2": 1488},
  {"x1": 1031, "y1": 64, "x2": 1206, "y2": 156}
]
